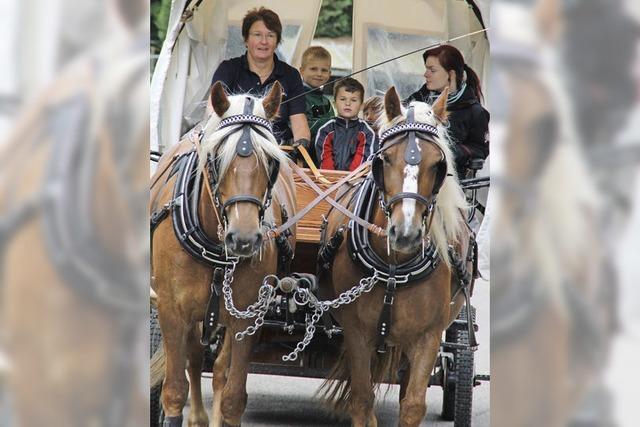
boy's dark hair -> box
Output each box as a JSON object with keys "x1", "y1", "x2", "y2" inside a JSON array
[
  {"x1": 333, "y1": 78, "x2": 364, "y2": 102},
  {"x1": 242, "y1": 7, "x2": 282, "y2": 44}
]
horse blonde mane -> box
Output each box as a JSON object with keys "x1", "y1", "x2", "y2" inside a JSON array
[
  {"x1": 197, "y1": 94, "x2": 288, "y2": 180},
  {"x1": 379, "y1": 101, "x2": 468, "y2": 266}
]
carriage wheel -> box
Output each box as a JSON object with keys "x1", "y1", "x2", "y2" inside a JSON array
[
  {"x1": 150, "y1": 308, "x2": 165, "y2": 427},
  {"x1": 454, "y1": 306, "x2": 475, "y2": 427},
  {"x1": 441, "y1": 351, "x2": 455, "y2": 420},
  {"x1": 441, "y1": 306, "x2": 476, "y2": 425}
]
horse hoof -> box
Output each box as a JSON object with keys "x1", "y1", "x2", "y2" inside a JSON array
[
  {"x1": 163, "y1": 415, "x2": 183, "y2": 427},
  {"x1": 222, "y1": 422, "x2": 240, "y2": 427}
]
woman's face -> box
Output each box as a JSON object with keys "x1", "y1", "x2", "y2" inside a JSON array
[
  {"x1": 245, "y1": 20, "x2": 278, "y2": 62},
  {"x1": 424, "y1": 56, "x2": 454, "y2": 92}
]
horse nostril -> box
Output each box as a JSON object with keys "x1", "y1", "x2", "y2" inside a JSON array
[
  {"x1": 389, "y1": 225, "x2": 397, "y2": 239},
  {"x1": 254, "y1": 233, "x2": 263, "y2": 248},
  {"x1": 225, "y1": 231, "x2": 236, "y2": 248}
]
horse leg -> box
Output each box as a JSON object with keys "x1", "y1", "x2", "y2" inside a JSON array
[
  {"x1": 186, "y1": 326, "x2": 208, "y2": 427},
  {"x1": 343, "y1": 328, "x2": 376, "y2": 427},
  {"x1": 211, "y1": 332, "x2": 231, "y2": 427},
  {"x1": 399, "y1": 358, "x2": 411, "y2": 403},
  {"x1": 399, "y1": 332, "x2": 441, "y2": 427},
  {"x1": 158, "y1": 305, "x2": 189, "y2": 426},
  {"x1": 220, "y1": 330, "x2": 256, "y2": 426}
]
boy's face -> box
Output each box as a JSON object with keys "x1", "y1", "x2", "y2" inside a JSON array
[
  {"x1": 335, "y1": 87, "x2": 363, "y2": 119},
  {"x1": 300, "y1": 58, "x2": 331, "y2": 88},
  {"x1": 363, "y1": 107, "x2": 379, "y2": 124}
]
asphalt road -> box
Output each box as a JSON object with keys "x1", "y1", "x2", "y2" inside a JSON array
[{"x1": 189, "y1": 278, "x2": 490, "y2": 426}]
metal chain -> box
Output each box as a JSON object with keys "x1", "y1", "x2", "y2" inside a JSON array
[
  {"x1": 221, "y1": 260, "x2": 379, "y2": 360},
  {"x1": 222, "y1": 262, "x2": 271, "y2": 318},
  {"x1": 221, "y1": 263, "x2": 278, "y2": 340},
  {"x1": 282, "y1": 272, "x2": 379, "y2": 362}
]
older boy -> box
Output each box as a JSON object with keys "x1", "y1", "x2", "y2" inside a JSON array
[{"x1": 315, "y1": 78, "x2": 375, "y2": 171}]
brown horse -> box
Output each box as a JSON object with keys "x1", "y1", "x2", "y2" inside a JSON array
[
  {"x1": 0, "y1": 42, "x2": 149, "y2": 426},
  {"x1": 150, "y1": 82, "x2": 296, "y2": 427},
  {"x1": 320, "y1": 86, "x2": 473, "y2": 426}
]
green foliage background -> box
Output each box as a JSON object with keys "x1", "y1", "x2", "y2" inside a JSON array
[
  {"x1": 315, "y1": 0, "x2": 353, "y2": 38},
  {"x1": 151, "y1": 0, "x2": 171, "y2": 53},
  {"x1": 150, "y1": 0, "x2": 353, "y2": 52}
]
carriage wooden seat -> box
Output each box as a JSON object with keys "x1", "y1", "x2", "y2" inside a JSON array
[{"x1": 293, "y1": 168, "x2": 351, "y2": 243}]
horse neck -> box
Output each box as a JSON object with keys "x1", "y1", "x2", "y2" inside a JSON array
[
  {"x1": 367, "y1": 197, "x2": 418, "y2": 265},
  {"x1": 199, "y1": 181, "x2": 222, "y2": 242}
]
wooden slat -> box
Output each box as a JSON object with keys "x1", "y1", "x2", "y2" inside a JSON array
[{"x1": 293, "y1": 168, "x2": 350, "y2": 243}]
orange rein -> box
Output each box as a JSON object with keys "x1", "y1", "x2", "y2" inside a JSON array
[{"x1": 270, "y1": 159, "x2": 386, "y2": 239}]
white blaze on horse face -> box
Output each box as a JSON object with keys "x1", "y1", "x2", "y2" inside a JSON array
[{"x1": 402, "y1": 164, "x2": 419, "y2": 234}]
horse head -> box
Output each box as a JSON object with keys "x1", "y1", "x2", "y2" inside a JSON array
[
  {"x1": 200, "y1": 81, "x2": 287, "y2": 257},
  {"x1": 375, "y1": 86, "x2": 466, "y2": 261}
]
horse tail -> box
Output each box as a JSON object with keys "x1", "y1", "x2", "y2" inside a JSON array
[
  {"x1": 150, "y1": 344, "x2": 165, "y2": 389},
  {"x1": 371, "y1": 346, "x2": 403, "y2": 388},
  {"x1": 318, "y1": 351, "x2": 351, "y2": 414},
  {"x1": 318, "y1": 346, "x2": 403, "y2": 414}
]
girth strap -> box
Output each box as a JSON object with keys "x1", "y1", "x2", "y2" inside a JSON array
[
  {"x1": 201, "y1": 268, "x2": 224, "y2": 345},
  {"x1": 376, "y1": 265, "x2": 397, "y2": 353}
]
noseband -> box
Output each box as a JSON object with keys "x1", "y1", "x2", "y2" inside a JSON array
[
  {"x1": 372, "y1": 106, "x2": 448, "y2": 220},
  {"x1": 205, "y1": 97, "x2": 280, "y2": 226}
]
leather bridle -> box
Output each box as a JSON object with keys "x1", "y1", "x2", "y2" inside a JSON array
[
  {"x1": 204, "y1": 97, "x2": 280, "y2": 227},
  {"x1": 371, "y1": 106, "x2": 448, "y2": 223}
]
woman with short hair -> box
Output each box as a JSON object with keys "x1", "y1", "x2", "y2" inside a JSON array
[{"x1": 210, "y1": 7, "x2": 311, "y2": 147}]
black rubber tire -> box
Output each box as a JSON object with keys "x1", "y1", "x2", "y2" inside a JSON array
[
  {"x1": 441, "y1": 305, "x2": 476, "y2": 424},
  {"x1": 441, "y1": 352, "x2": 455, "y2": 420},
  {"x1": 150, "y1": 308, "x2": 164, "y2": 427},
  {"x1": 453, "y1": 306, "x2": 475, "y2": 427}
]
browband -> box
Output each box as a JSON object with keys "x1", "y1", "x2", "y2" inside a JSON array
[
  {"x1": 215, "y1": 114, "x2": 272, "y2": 132},
  {"x1": 378, "y1": 122, "x2": 438, "y2": 147},
  {"x1": 214, "y1": 97, "x2": 274, "y2": 158}
]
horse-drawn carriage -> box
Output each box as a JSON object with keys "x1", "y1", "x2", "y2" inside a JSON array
[{"x1": 150, "y1": 1, "x2": 489, "y2": 426}]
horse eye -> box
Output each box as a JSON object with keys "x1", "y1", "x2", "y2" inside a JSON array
[{"x1": 381, "y1": 154, "x2": 391, "y2": 164}]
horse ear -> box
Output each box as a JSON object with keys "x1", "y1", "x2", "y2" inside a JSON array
[
  {"x1": 384, "y1": 86, "x2": 402, "y2": 121},
  {"x1": 262, "y1": 81, "x2": 283, "y2": 120},
  {"x1": 432, "y1": 86, "x2": 449, "y2": 123},
  {"x1": 210, "y1": 82, "x2": 230, "y2": 117}
]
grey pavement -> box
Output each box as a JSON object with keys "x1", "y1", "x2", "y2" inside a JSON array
[{"x1": 190, "y1": 277, "x2": 490, "y2": 426}]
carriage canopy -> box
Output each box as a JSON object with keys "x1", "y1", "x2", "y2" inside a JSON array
[{"x1": 150, "y1": 0, "x2": 489, "y2": 152}]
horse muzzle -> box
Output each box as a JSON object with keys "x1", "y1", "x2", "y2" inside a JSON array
[
  {"x1": 388, "y1": 224, "x2": 423, "y2": 254},
  {"x1": 224, "y1": 230, "x2": 263, "y2": 257}
]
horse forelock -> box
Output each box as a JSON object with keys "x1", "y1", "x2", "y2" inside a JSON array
[
  {"x1": 198, "y1": 94, "x2": 287, "y2": 181},
  {"x1": 380, "y1": 101, "x2": 468, "y2": 265}
]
